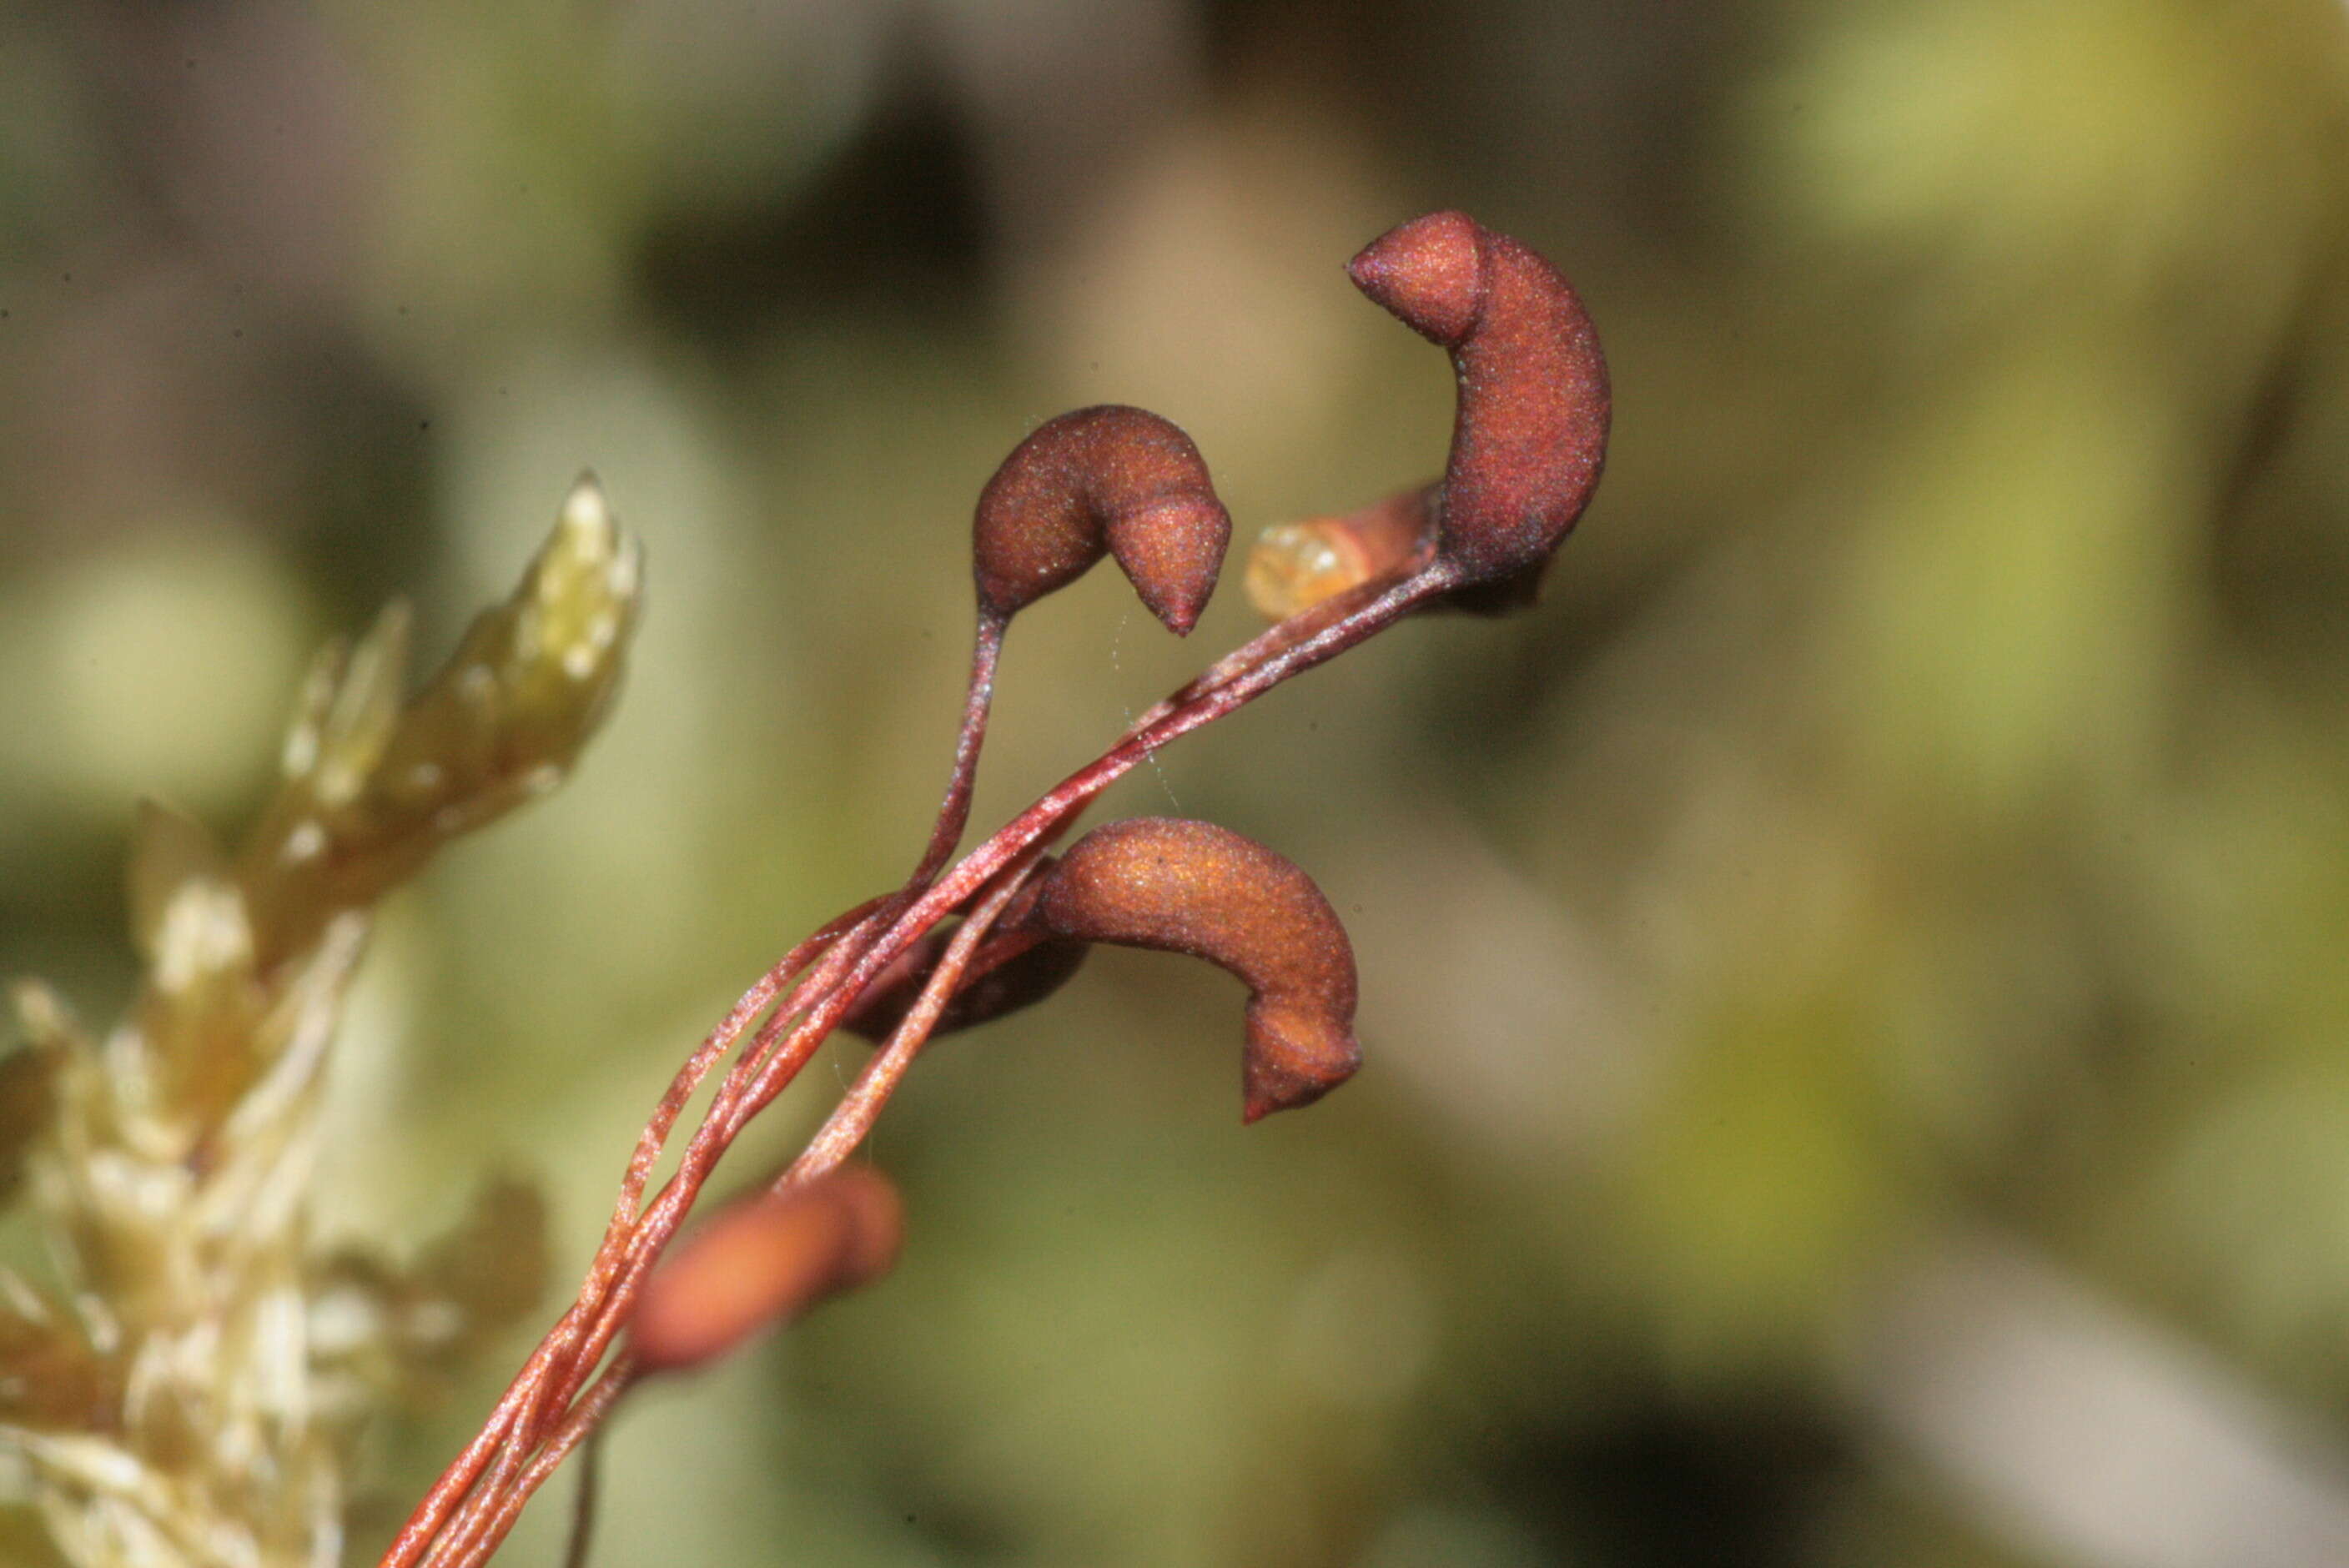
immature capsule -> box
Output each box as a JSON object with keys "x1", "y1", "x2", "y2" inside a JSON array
[
  {"x1": 1347, "y1": 212, "x2": 1610, "y2": 598},
  {"x1": 1243, "y1": 485, "x2": 1437, "y2": 621},
  {"x1": 971, "y1": 405, "x2": 1231, "y2": 633},
  {"x1": 631, "y1": 1168, "x2": 903, "y2": 1375},
  {"x1": 1039, "y1": 817, "x2": 1361, "y2": 1123}
]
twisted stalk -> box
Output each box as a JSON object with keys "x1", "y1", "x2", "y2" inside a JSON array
[
  {"x1": 443, "y1": 855, "x2": 1043, "y2": 1568},
  {"x1": 381, "y1": 560, "x2": 1458, "y2": 1568},
  {"x1": 388, "y1": 204, "x2": 1611, "y2": 1565}
]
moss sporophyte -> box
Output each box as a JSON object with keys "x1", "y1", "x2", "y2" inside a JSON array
[{"x1": 0, "y1": 211, "x2": 1608, "y2": 1567}]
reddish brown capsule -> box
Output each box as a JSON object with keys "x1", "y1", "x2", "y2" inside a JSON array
[
  {"x1": 631, "y1": 1168, "x2": 903, "y2": 1375},
  {"x1": 1038, "y1": 817, "x2": 1361, "y2": 1123},
  {"x1": 846, "y1": 865, "x2": 1089, "y2": 1043},
  {"x1": 1347, "y1": 211, "x2": 1610, "y2": 597},
  {"x1": 972, "y1": 405, "x2": 1232, "y2": 633},
  {"x1": 842, "y1": 927, "x2": 1091, "y2": 1043}
]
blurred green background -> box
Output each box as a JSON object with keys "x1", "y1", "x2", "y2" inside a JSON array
[{"x1": 6, "y1": 1, "x2": 2349, "y2": 1563}]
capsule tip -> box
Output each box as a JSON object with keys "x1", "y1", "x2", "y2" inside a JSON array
[
  {"x1": 1241, "y1": 1004, "x2": 1361, "y2": 1124},
  {"x1": 1348, "y1": 211, "x2": 1485, "y2": 347}
]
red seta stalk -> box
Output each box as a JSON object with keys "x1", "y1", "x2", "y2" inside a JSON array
[
  {"x1": 388, "y1": 565, "x2": 1454, "y2": 1568},
  {"x1": 381, "y1": 208, "x2": 1608, "y2": 1567}
]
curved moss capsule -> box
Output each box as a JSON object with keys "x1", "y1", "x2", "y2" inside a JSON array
[
  {"x1": 1039, "y1": 817, "x2": 1361, "y2": 1123},
  {"x1": 1348, "y1": 212, "x2": 1610, "y2": 599},
  {"x1": 972, "y1": 405, "x2": 1231, "y2": 634},
  {"x1": 842, "y1": 927, "x2": 1091, "y2": 1044}
]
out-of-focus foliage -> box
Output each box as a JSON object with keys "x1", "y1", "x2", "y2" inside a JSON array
[
  {"x1": 3, "y1": 1, "x2": 2348, "y2": 1565},
  {"x1": 0, "y1": 493, "x2": 636, "y2": 1565}
]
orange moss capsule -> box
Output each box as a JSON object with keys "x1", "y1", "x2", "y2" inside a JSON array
[
  {"x1": 1243, "y1": 486, "x2": 1437, "y2": 621},
  {"x1": 631, "y1": 1168, "x2": 903, "y2": 1375},
  {"x1": 1039, "y1": 817, "x2": 1361, "y2": 1123}
]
